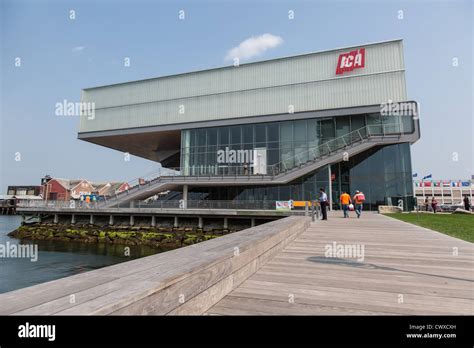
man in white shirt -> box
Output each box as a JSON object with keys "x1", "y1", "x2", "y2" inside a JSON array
[{"x1": 319, "y1": 188, "x2": 328, "y2": 220}]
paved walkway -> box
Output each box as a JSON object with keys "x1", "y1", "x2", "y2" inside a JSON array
[{"x1": 206, "y1": 212, "x2": 474, "y2": 315}]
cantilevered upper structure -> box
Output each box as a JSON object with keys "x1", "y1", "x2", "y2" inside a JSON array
[{"x1": 78, "y1": 39, "x2": 420, "y2": 210}]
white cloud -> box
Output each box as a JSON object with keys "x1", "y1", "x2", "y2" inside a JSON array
[
  {"x1": 225, "y1": 33, "x2": 283, "y2": 62},
  {"x1": 72, "y1": 46, "x2": 86, "y2": 53}
]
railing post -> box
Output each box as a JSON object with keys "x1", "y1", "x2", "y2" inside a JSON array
[{"x1": 296, "y1": 154, "x2": 301, "y2": 165}]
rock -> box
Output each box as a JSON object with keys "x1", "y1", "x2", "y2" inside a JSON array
[
  {"x1": 378, "y1": 205, "x2": 403, "y2": 214},
  {"x1": 453, "y1": 208, "x2": 474, "y2": 215}
]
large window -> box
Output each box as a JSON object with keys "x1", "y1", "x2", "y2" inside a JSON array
[
  {"x1": 180, "y1": 112, "x2": 415, "y2": 176},
  {"x1": 185, "y1": 143, "x2": 414, "y2": 211}
]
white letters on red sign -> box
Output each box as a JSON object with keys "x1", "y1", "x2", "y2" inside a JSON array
[{"x1": 336, "y1": 48, "x2": 365, "y2": 75}]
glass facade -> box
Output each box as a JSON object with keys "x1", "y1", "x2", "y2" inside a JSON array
[
  {"x1": 181, "y1": 112, "x2": 414, "y2": 176},
  {"x1": 182, "y1": 143, "x2": 414, "y2": 211},
  {"x1": 176, "y1": 112, "x2": 416, "y2": 211}
]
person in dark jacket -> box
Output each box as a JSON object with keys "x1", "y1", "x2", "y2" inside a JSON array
[
  {"x1": 463, "y1": 195, "x2": 471, "y2": 211},
  {"x1": 431, "y1": 197, "x2": 438, "y2": 213}
]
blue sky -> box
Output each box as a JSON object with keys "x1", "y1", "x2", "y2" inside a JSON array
[{"x1": 1, "y1": 0, "x2": 472, "y2": 190}]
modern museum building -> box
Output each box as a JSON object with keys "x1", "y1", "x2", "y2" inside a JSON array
[{"x1": 78, "y1": 39, "x2": 420, "y2": 211}]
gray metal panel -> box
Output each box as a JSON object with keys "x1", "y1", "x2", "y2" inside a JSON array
[
  {"x1": 80, "y1": 40, "x2": 407, "y2": 133},
  {"x1": 78, "y1": 103, "x2": 398, "y2": 138}
]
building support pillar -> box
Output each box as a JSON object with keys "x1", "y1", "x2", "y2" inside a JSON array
[
  {"x1": 183, "y1": 185, "x2": 188, "y2": 209},
  {"x1": 223, "y1": 217, "x2": 228, "y2": 230},
  {"x1": 151, "y1": 215, "x2": 156, "y2": 227},
  {"x1": 328, "y1": 164, "x2": 333, "y2": 211},
  {"x1": 174, "y1": 216, "x2": 178, "y2": 228},
  {"x1": 71, "y1": 214, "x2": 76, "y2": 225},
  {"x1": 198, "y1": 216, "x2": 203, "y2": 229},
  {"x1": 109, "y1": 215, "x2": 114, "y2": 226},
  {"x1": 53, "y1": 214, "x2": 59, "y2": 224},
  {"x1": 130, "y1": 215, "x2": 134, "y2": 226},
  {"x1": 89, "y1": 215, "x2": 94, "y2": 225},
  {"x1": 251, "y1": 218, "x2": 256, "y2": 227}
]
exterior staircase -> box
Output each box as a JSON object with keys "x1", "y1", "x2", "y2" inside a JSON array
[{"x1": 101, "y1": 120, "x2": 420, "y2": 207}]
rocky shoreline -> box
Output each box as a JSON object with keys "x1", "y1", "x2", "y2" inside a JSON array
[{"x1": 8, "y1": 223, "x2": 232, "y2": 249}]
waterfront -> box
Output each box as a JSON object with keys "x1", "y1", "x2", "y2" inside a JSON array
[{"x1": 0, "y1": 215, "x2": 161, "y2": 294}]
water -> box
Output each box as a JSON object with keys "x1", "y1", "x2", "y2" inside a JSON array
[{"x1": 0, "y1": 215, "x2": 162, "y2": 294}]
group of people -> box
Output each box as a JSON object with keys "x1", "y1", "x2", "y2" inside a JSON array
[
  {"x1": 423, "y1": 197, "x2": 438, "y2": 213},
  {"x1": 423, "y1": 196, "x2": 472, "y2": 213},
  {"x1": 339, "y1": 190, "x2": 366, "y2": 218},
  {"x1": 317, "y1": 188, "x2": 366, "y2": 220}
]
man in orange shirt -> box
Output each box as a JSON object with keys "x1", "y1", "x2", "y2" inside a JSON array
[
  {"x1": 340, "y1": 192, "x2": 352, "y2": 218},
  {"x1": 353, "y1": 190, "x2": 365, "y2": 218}
]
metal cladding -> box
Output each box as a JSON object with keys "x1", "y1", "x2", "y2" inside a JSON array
[{"x1": 79, "y1": 39, "x2": 407, "y2": 134}]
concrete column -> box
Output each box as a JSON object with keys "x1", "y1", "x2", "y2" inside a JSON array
[
  {"x1": 198, "y1": 216, "x2": 203, "y2": 229},
  {"x1": 305, "y1": 202, "x2": 309, "y2": 216},
  {"x1": 151, "y1": 215, "x2": 156, "y2": 227},
  {"x1": 71, "y1": 214, "x2": 76, "y2": 224},
  {"x1": 223, "y1": 217, "x2": 228, "y2": 229},
  {"x1": 53, "y1": 214, "x2": 59, "y2": 224},
  {"x1": 130, "y1": 215, "x2": 134, "y2": 226},
  {"x1": 328, "y1": 164, "x2": 333, "y2": 211},
  {"x1": 89, "y1": 215, "x2": 94, "y2": 225},
  {"x1": 183, "y1": 185, "x2": 188, "y2": 209},
  {"x1": 109, "y1": 215, "x2": 114, "y2": 226},
  {"x1": 174, "y1": 216, "x2": 178, "y2": 228},
  {"x1": 130, "y1": 201, "x2": 135, "y2": 208},
  {"x1": 251, "y1": 218, "x2": 256, "y2": 227}
]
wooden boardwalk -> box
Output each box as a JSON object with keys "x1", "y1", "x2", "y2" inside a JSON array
[{"x1": 206, "y1": 212, "x2": 474, "y2": 315}]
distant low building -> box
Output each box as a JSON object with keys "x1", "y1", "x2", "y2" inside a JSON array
[
  {"x1": 414, "y1": 179, "x2": 473, "y2": 205},
  {"x1": 7, "y1": 186, "x2": 41, "y2": 196},
  {"x1": 40, "y1": 175, "x2": 129, "y2": 200}
]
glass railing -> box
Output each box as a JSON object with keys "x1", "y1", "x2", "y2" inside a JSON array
[{"x1": 103, "y1": 122, "x2": 412, "y2": 201}]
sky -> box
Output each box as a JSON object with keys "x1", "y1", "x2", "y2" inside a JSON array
[{"x1": 1, "y1": 0, "x2": 473, "y2": 191}]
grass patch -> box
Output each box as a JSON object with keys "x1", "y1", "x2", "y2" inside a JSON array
[{"x1": 385, "y1": 213, "x2": 474, "y2": 242}]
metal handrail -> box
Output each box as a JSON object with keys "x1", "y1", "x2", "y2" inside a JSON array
[
  {"x1": 17, "y1": 199, "x2": 286, "y2": 211},
  {"x1": 104, "y1": 122, "x2": 408, "y2": 202},
  {"x1": 266, "y1": 122, "x2": 403, "y2": 176}
]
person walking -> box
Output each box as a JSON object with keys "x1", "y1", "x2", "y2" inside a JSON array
[
  {"x1": 424, "y1": 197, "x2": 429, "y2": 212},
  {"x1": 340, "y1": 191, "x2": 352, "y2": 218},
  {"x1": 431, "y1": 197, "x2": 438, "y2": 213},
  {"x1": 319, "y1": 188, "x2": 328, "y2": 220},
  {"x1": 353, "y1": 190, "x2": 365, "y2": 218},
  {"x1": 463, "y1": 195, "x2": 471, "y2": 211}
]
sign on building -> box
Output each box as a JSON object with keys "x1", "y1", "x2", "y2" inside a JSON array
[
  {"x1": 253, "y1": 148, "x2": 267, "y2": 175},
  {"x1": 336, "y1": 48, "x2": 365, "y2": 75},
  {"x1": 276, "y1": 200, "x2": 293, "y2": 211}
]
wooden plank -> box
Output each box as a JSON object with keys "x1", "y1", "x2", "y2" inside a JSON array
[
  {"x1": 1, "y1": 215, "x2": 310, "y2": 315},
  {"x1": 207, "y1": 296, "x2": 395, "y2": 315},
  {"x1": 206, "y1": 213, "x2": 474, "y2": 315}
]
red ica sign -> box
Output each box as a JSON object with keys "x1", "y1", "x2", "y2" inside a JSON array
[{"x1": 336, "y1": 48, "x2": 365, "y2": 75}]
